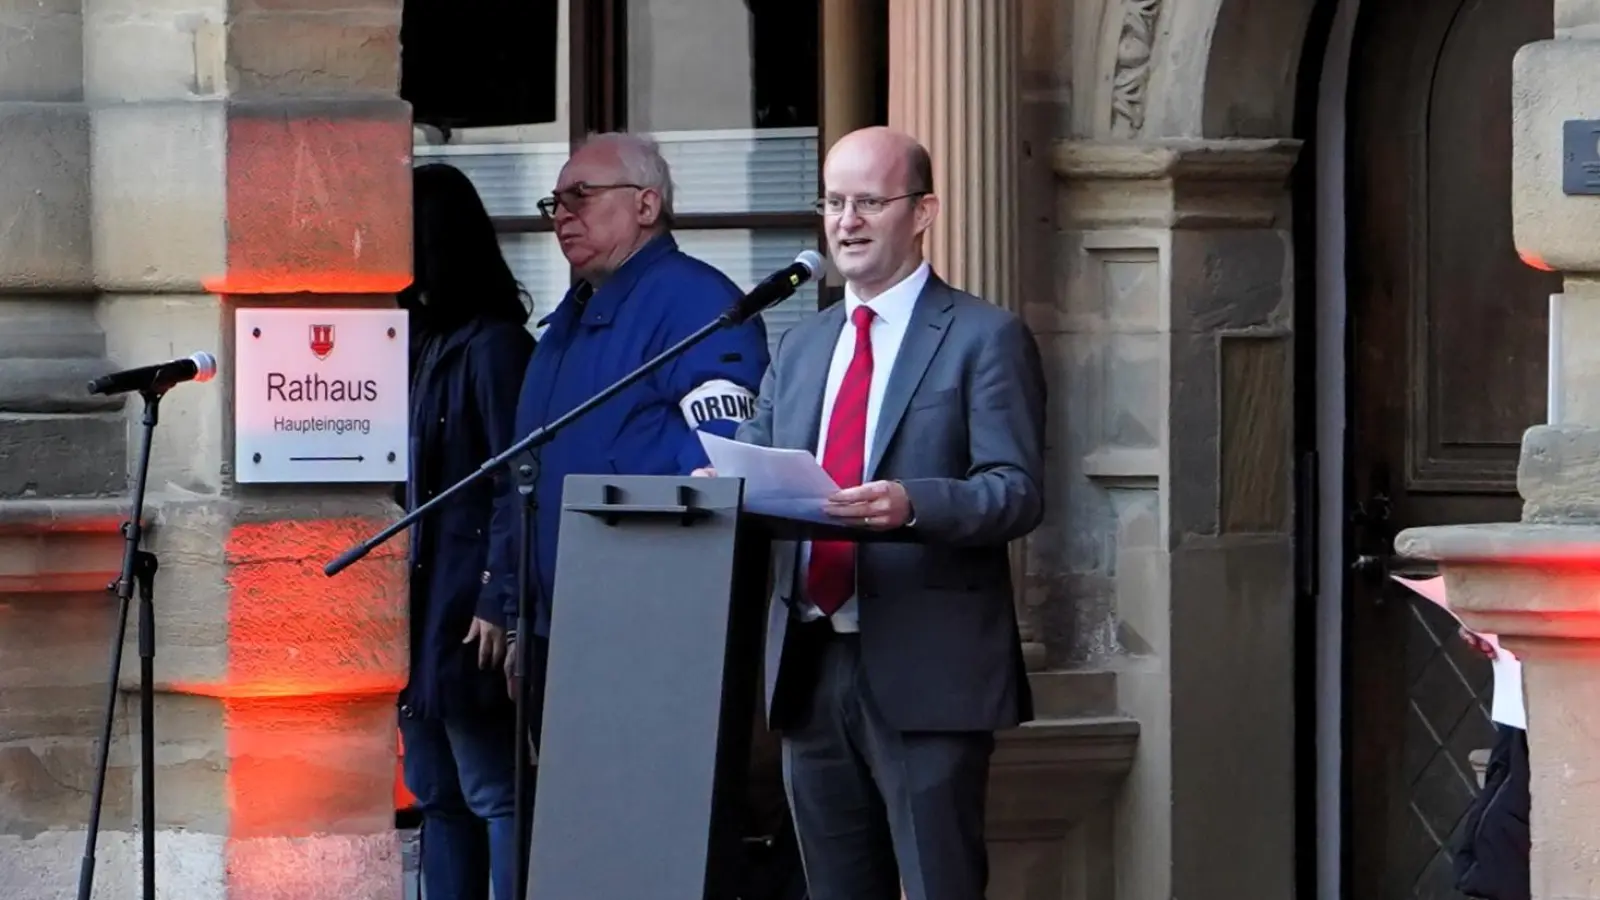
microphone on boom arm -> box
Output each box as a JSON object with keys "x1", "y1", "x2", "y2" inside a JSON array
[{"x1": 725, "y1": 250, "x2": 826, "y2": 324}]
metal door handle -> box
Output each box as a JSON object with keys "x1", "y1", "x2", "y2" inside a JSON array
[{"x1": 1352, "y1": 553, "x2": 1438, "y2": 582}]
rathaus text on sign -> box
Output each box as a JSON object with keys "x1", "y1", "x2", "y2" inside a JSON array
[{"x1": 234, "y1": 308, "x2": 410, "y2": 484}]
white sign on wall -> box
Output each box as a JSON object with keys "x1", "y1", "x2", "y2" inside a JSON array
[{"x1": 234, "y1": 308, "x2": 410, "y2": 484}]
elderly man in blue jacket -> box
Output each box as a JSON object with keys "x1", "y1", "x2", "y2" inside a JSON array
[{"x1": 476, "y1": 131, "x2": 771, "y2": 742}]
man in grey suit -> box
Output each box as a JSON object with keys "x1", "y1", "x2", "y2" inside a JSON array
[{"x1": 698, "y1": 126, "x2": 1046, "y2": 900}]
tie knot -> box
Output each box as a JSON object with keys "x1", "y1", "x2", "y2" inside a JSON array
[{"x1": 851, "y1": 305, "x2": 875, "y2": 330}]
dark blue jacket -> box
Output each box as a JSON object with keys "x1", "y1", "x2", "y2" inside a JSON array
[
  {"x1": 480, "y1": 234, "x2": 770, "y2": 637},
  {"x1": 402, "y1": 317, "x2": 534, "y2": 720},
  {"x1": 1454, "y1": 723, "x2": 1529, "y2": 900}
]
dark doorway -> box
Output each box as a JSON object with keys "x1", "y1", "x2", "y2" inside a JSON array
[{"x1": 1343, "y1": 0, "x2": 1556, "y2": 897}]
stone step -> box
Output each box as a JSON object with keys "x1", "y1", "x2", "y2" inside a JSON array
[
  {"x1": 1027, "y1": 668, "x2": 1119, "y2": 718},
  {"x1": 0, "y1": 413, "x2": 125, "y2": 498}
]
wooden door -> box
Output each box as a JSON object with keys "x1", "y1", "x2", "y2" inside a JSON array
[{"x1": 1345, "y1": 0, "x2": 1556, "y2": 897}]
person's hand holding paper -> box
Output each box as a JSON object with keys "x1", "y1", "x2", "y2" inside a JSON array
[
  {"x1": 697, "y1": 433, "x2": 911, "y2": 529},
  {"x1": 697, "y1": 433, "x2": 839, "y2": 523},
  {"x1": 820, "y1": 480, "x2": 913, "y2": 530}
]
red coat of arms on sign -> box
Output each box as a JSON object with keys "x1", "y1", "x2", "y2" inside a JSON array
[{"x1": 309, "y1": 324, "x2": 335, "y2": 360}]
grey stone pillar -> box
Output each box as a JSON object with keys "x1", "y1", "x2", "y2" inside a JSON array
[
  {"x1": 75, "y1": 0, "x2": 413, "y2": 896},
  {"x1": 1051, "y1": 137, "x2": 1301, "y2": 900},
  {"x1": 0, "y1": 0, "x2": 122, "y2": 490},
  {"x1": 0, "y1": 0, "x2": 134, "y2": 890}
]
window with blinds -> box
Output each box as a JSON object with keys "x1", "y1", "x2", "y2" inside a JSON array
[
  {"x1": 408, "y1": 0, "x2": 823, "y2": 352},
  {"x1": 413, "y1": 127, "x2": 821, "y2": 349}
]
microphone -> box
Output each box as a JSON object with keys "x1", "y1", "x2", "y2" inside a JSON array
[
  {"x1": 87, "y1": 351, "x2": 218, "y2": 397},
  {"x1": 727, "y1": 250, "x2": 826, "y2": 323}
]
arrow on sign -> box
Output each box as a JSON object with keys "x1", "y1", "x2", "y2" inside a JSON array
[{"x1": 289, "y1": 455, "x2": 366, "y2": 462}]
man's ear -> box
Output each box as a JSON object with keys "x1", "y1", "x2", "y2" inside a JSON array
[
  {"x1": 913, "y1": 193, "x2": 940, "y2": 236},
  {"x1": 637, "y1": 187, "x2": 663, "y2": 227}
]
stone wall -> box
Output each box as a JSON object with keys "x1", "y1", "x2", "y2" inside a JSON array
[
  {"x1": 1019, "y1": 0, "x2": 1312, "y2": 896},
  {"x1": 0, "y1": 0, "x2": 129, "y2": 893},
  {"x1": 1, "y1": 0, "x2": 413, "y2": 897}
]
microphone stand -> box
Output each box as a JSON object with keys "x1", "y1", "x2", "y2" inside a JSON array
[
  {"x1": 324, "y1": 299, "x2": 772, "y2": 900},
  {"x1": 78, "y1": 388, "x2": 166, "y2": 900}
]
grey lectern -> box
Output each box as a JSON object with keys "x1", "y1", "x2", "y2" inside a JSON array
[{"x1": 527, "y1": 473, "x2": 904, "y2": 900}]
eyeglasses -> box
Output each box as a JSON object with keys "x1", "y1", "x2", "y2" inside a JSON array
[
  {"x1": 537, "y1": 182, "x2": 644, "y2": 218},
  {"x1": 813, "y1": 192, "x2": 927, "y2": 217}
]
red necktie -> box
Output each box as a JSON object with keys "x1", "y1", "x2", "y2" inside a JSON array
[{"x1": 807, "y1": 304, "x2": 875, "y2": 616}]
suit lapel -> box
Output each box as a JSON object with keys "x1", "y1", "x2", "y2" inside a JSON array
[
  {"x1": 790, "y1": 303, "x2": 846, "y2": 452},
  {"x1": 868, "y1": 278, "x2": 954, "y2": 479}
]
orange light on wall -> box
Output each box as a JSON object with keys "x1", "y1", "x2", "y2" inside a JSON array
[
  {"x1": 222, "y1": 517, "x2": 408, "y2": 699},
  {"x1": 167, "y1": 516, "x2": 410, "y2": 849},
  {"x1": 169, "y1": 101, "x2": 420, "y2": 888},
  {"x1": 1520, "y1": 249, "x2": 1555, "y2": 271},
  {"x1": 397, "y1": 728, "x2": 417, "y2": 810},
  {"x1": 207, "y1": 107, "x2": 413, "y2": 296}
]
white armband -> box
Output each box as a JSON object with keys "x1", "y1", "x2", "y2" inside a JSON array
[{"x1": 679, "y1": 379, "x2": 758, "y2": 427}]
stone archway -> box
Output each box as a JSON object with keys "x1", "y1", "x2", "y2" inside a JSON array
[
  {"x1": 1093, "y1": 0, "x2": 1324, "y2": 141},
  {"x1": 1200, "y1": 0, "x2": 1324, "y2": 137}
]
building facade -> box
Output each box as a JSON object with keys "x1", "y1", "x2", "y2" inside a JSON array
[{"x1": 7, "y1": 0, "x2": 1595, "y2": 898}]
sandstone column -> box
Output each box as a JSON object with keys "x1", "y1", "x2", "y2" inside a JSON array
[
  {"x1": 887, "y1": 0, "x2": 1020, "y2": 311},
  {"x1": 0, "y1": 0, "x2": 139, "y2": 893},
  {"x1": 822, "y1": 0, "x2": 878, "y2": 151},
  {"x1": 0, "y1": 0, "x2": 122, "y2": 496},
  {"x1": 1053, "y1": 139, "x2": 1301, "y2": 900},
  {"x1": 1396, "y1": 6, "x2": 1600, "y2": 898},
  {"x1": 887, "y1": 0, "x2": 1041, "y2": 670},
  {"x1": 71, "y1": 0, "x2": 413, "y2": 897}
]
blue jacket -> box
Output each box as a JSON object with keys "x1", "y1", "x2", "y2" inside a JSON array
[
  {"x1": 480, "y1": 234, "x2": 770, "y2": 637},
  {"x1": 403, "y1": 317, "x2": 534, "y2": 720}
]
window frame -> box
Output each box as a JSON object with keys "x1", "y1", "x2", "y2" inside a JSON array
[{"x1": 490, "y1": 0, "x2": 831, "y2": 306}]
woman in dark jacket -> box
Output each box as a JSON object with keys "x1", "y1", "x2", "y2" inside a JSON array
[{"x1": 398, "y1": 162, "x2": 535, "y2": 900}]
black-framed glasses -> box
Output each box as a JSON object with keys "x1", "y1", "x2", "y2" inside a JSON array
[
  {"x1": 537, "y1": 182, "x2": 644, "y2": 218},
  {"x1": 812, "y1": 192, "x2": 927, "y2": 217}
]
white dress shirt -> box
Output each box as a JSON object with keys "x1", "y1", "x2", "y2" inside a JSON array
[{"x1": 795, "y1": 261, "x2": 931, "y2": 632}]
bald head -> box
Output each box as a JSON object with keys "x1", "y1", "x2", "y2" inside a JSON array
[
  {"x1": 821, "y1": 127, "x2": 940, "y2": 300},
  {"x1": 827, "y1": 127, "x2": 933, "y2": 196}
]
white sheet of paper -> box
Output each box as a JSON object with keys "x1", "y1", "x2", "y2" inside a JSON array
[
  {"x1": 698, "y1": 433, "x2": 841, "y2": 502},
  {"x1": 1486, "y1": 636, "x2": 1527, "y2": 730},
  {"x1": 1392, "y1": 575, "x2": 1526, "y2": 730}
]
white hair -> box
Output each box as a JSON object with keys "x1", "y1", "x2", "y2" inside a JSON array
[{"x1": 582, "y1": 131, "x2": 676, "y2": 226}]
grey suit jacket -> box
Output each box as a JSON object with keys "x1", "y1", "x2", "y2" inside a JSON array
[{"x1": 735, "y1": 275, "x2": 1047, "y2": 734}]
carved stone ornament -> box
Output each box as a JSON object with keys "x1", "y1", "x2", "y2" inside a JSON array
[{"x1": 1110, "y1": 0, "x2": 1163, "y2": 137}]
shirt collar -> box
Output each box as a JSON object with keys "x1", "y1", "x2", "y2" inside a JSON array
[
  {"x1": 538, "y1": 232, "x2": 678, "y2": 328},
  {"x1": 844, "y1": 260, "x2": 931, "y2": 325}
]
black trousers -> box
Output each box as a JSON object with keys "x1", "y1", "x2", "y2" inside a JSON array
[{"x1": 781, "y1": 631, "x2": 994, "y2": 900}]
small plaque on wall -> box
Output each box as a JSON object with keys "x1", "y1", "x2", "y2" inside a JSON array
[
  {"x1": 234, "y1": 307, "x2": 410, "y2": 484},
  {"x1": 1562, "y1": 120, "x2": 1600, "y2": 195}
]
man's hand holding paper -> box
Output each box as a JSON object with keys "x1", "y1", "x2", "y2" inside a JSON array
[
  {"x1": 819, "y1": 480, "x2": 913, "y2": 530},
  {"x1": 695, "y1": 433, "x2": 913, "y2": 529}
]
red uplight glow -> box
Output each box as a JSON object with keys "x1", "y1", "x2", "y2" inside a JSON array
[
  {"x1": 1520, "y1": 249, "x2": 1555, "y2": 271},
  {"x1": 219, "y1": 111, "x2": 412, "y2": 295},
  {"x1": 167, "y1": 517, "x2": 408, "y2": 856}
]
